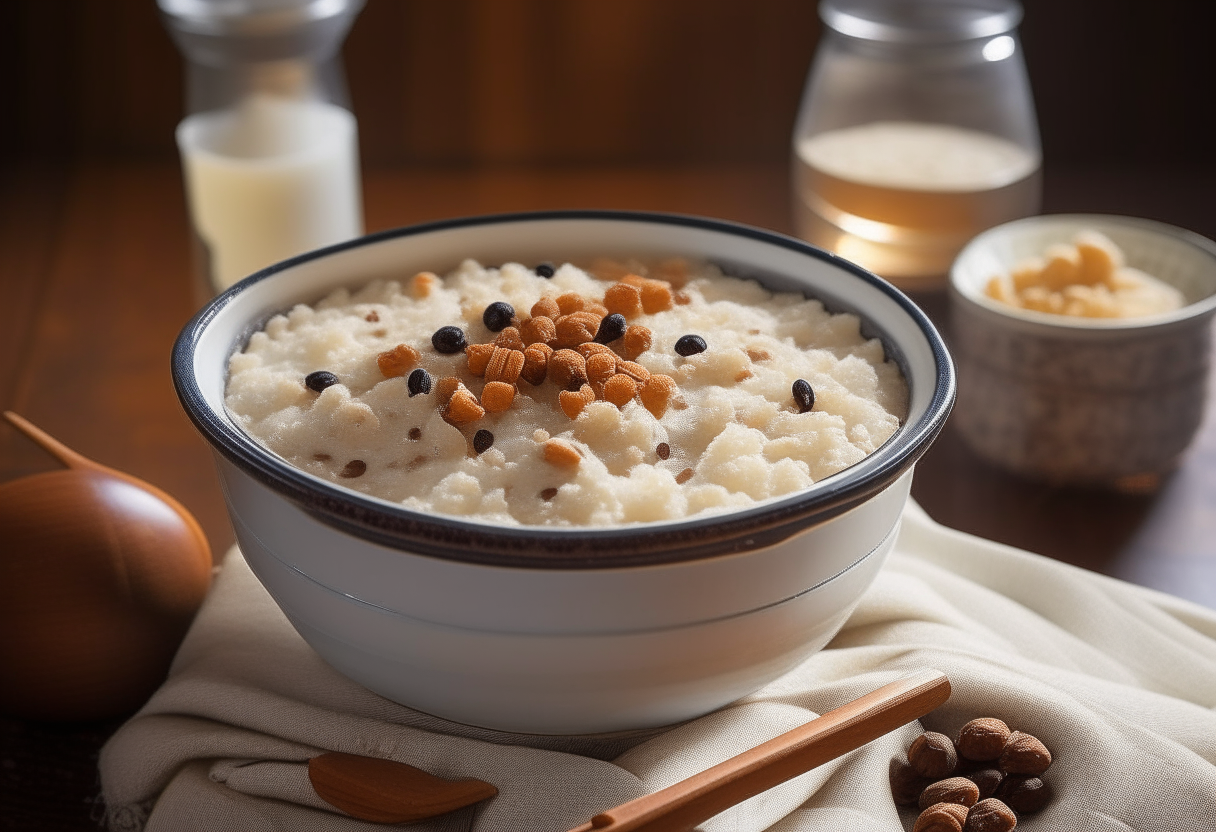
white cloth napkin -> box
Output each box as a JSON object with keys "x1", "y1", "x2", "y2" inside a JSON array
[{"x1": 99, "y1": 502, "x2": 1216, "y2": 831}]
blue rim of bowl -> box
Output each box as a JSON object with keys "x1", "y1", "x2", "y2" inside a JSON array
[{"x1": 172, "y1": 210, "x2": 955, "y2": 569}]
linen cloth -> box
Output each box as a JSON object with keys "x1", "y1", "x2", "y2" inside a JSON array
[{"x1": 99, "y1": 502, "x2": 1216, "y2": 831}]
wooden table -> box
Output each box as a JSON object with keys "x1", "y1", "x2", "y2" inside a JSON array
[{"x1": 3, "y1": 158, "x2": 1215, "y2": 829}]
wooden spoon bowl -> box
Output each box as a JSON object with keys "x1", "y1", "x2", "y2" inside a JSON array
[{"x1": 0, "y1": 412, "x2": 213, "y2": 720}]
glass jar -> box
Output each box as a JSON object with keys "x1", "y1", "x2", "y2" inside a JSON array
[
  {"x1": 160, "y1": 0, "x2": 365, "y2": 295},
  {"x1": 792, "y1": 0, "x2": 1040, "y2": 291}
]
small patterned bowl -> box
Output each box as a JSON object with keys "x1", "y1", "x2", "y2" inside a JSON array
[{"x1": 949, "y1": 214, "x2": 1216, "y2": 490}]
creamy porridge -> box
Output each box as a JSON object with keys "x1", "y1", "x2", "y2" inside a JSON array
[{"x1": 224, "y1": 258, "x2": 908, "y2": 525}]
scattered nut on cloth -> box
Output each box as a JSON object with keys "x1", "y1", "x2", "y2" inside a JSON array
[{"x1": 99, "y1": 502, "x2": 1216, "y2": 831}]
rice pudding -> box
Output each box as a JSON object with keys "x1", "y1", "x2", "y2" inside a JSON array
[{"x1": 224, "y1": 258, "x2": 908, "y2": 526}]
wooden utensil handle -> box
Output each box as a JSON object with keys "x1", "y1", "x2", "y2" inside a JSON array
[{"x1": 588, "y1": 669, "x2": 950, "y2": 832}]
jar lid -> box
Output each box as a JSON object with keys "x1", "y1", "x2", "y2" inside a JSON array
[{"x1": 819, "y1": 0, "x2": 1022, "y2": 43}]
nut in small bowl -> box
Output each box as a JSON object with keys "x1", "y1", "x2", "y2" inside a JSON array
[{"x1": 949, "y1": 214, "x2": 1216, "y2": 490}]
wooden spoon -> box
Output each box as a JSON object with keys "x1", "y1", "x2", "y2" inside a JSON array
[
  {"x1": 0, "y1": 412, "x2": 213, "y2": 720},
  {"x1": 309, "y1": 751, "x2": 498, "y2": 823},
  {"x1": 309, "y1": 670, "x2": 947, "y2": 827},
  {"x1": 569, "y1": 669, "x2": 951, "y2": 832}
]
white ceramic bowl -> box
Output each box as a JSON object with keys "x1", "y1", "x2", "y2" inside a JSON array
[
  {"x1": 950, "y1": 214, "x2": 1216, "y2": 489},
  {"x1": 173, "y1": 211, "x2": 954, "y2": 733}
]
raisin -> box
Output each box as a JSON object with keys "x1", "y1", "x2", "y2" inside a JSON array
[
  {"x1": 473, "y1": 429, "x2": 494, "y2": 454},
  {"x1": 793, "y1": 378, "x2": 815, "y2": 413},
  {"x1": 593, "y1": 313, "x2": 628, "y2": 344},
  {"x1": 674, "y1": 334, "x2": 707, "y2": 356},
  {"x1": 535, "y1": 262, "x2": 555, "y2": 278},
  {"x1": 305, "y1": 371, "x2": 339, "y2": 392},
  {"x1": 407, "y1": 368, "x2": 432, "y2": 396},
  {"x1": 339, "y1": 460, "x2": 367, "y2": 478},
  {"x1": 482, "y1": 301, "x2": 515, "y2": 332},
  {"x1": 431, "y1": 326, "x2": 467, "y2": 354}
]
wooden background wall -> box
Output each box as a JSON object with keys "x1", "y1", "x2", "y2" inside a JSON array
[{"x1": 3, "y1": 0, "x2": 1214, "y2": 168}]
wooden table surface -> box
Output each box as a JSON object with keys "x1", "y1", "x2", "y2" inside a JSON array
[{"x1": 3, "y1": 157, "x2": 1215, "y2": 828}]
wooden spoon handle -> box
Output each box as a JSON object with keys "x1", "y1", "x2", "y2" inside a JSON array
[
  {"x1": 3, "y1": 410, "x2": 212, "y2": 557},
  {"x1": 3, "y1": 410, "x2": 101, "y2": 471},
  {"x1": 577, "y1": 669, "x2": 950, "y2": 832}
]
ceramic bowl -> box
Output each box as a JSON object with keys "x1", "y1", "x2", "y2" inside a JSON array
[
  {"x1": 173, "y1": 211, "x2": 954, "y2": 733},
  {"x1": 949, "y1": 214, "x2": 1216, "y2": 489}
]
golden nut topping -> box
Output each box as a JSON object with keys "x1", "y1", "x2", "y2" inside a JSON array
[
  {"x1": 555, "y1": 292, "x2": 587, "y2": 315},
  {"x1": 585, "y1": 352, "x2": 617, "y2": 385},
  {"x1": 409, "y1": 271, "x2": 437, "y2": 298},
  {"x1": 587, "y1": 258, "x2": 635, "y2": 282},
  {"x1": 584, "y1": 301, "x2": 610, "y2": 318},
  {"x1": 558, "y1": 384, "x2": 596, "y2": 419},
  {"x1": 520, "y1": 316, "x2": 557, "y2": 346},
  {"x1": 653, "y1": 257, "x2": 690, "y2": 286},
  {"x1": 485, "y1": 346, "x2": 525, "y2": 384},
  {"x1": 530, "y1": 296, "x2": 560, "y2": 319},
  {"x1": 603, "y1": 282, "x2": 644, "y2": 318},
  {"x1": 603, "y1": 373, "x2": 638, "y2": 407},
  {"x1": 465, "y1": 342, "x2": 495, "y2": 376},
  {"x1": 542, "y1": 438, "x2": 582, "y2": 466},
  {"x1": 673, "y1": 290, "x2": 692, "y2": 305},
  {"x1": 620, "y1": 324, "x2": 653, "y2": 360},
  {"x1": 547, "y1": 349, "x2": 587, "y2": 388},
  {"x1": 638, "y1": 279, "x2": 674, "y2": 314},
  {"x1": 520, "y1": 343, "x2": 552, "y2": 386},
  {"x1": 554, "y1": 311, "x2": 602, "y2": 347},
  {"x1": 481, "y1": 381, "x2": 516, "y2": 413},
  {"x1": 445, "y1": 389, "x2": 485, "y2": 424},
  {"x1": 376, "y1": 344, "x2": 419, "y2": 378},
  {"x1": 434, "y1": 376, "x2": 462, "y2": 406},
  {"x1": 616, "y1": 360, "x2": 650, "y2": 384},
  {"x1": 746, "y1": 347, "x2": 772, "y2": 362},
  {"x1": 638, "y1": 373, "x2": 676, "y2": 418},
  {"x1": 493, "y1": 326, "x2": 525, "y2": 352},
  {"x1": 576, "y1": 342, "x2": 614, "y2": 359},
  {"x1": 675, "y1": 467, "x2": 694, "y2": 484}
]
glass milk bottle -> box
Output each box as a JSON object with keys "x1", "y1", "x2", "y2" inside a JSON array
[
  {"x1": 793, "y1": 0, "x2": 1039, "y2": 291},
  {"x1": 160, "y1": 0, "x2": 365, "y2": 295}
]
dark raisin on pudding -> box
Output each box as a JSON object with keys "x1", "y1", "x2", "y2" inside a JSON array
[
  {"x1": 793, "y1": 379, "x2": 815, "y2": 413},
  {"x1": 407, "y1": 368, "x2": 433, "y2": 397},
  {"x1": 339, "y1": 460, "x2": 367, "y2": 478},
  {"x1": 482, "y1": 301, "x2": 515, "y2": 332},
  {"x1": 431, "y1": 326, "x2": 467, "y2": 354},
  {"x1": 304, "y1": 370, "x2": 339, "y2": 392},
  {"x1": 473, "y1": 429, "x2": 494, "y2": 454},
  {"x1": 674, "y1": 334, "x2": 707, "y2": 356},
  {"x1": 593, "y1": 313, "x2": 627, "y2": 344},
  {"x1": 535, "y1": 262, "x2": 555, "y2": 278}
]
